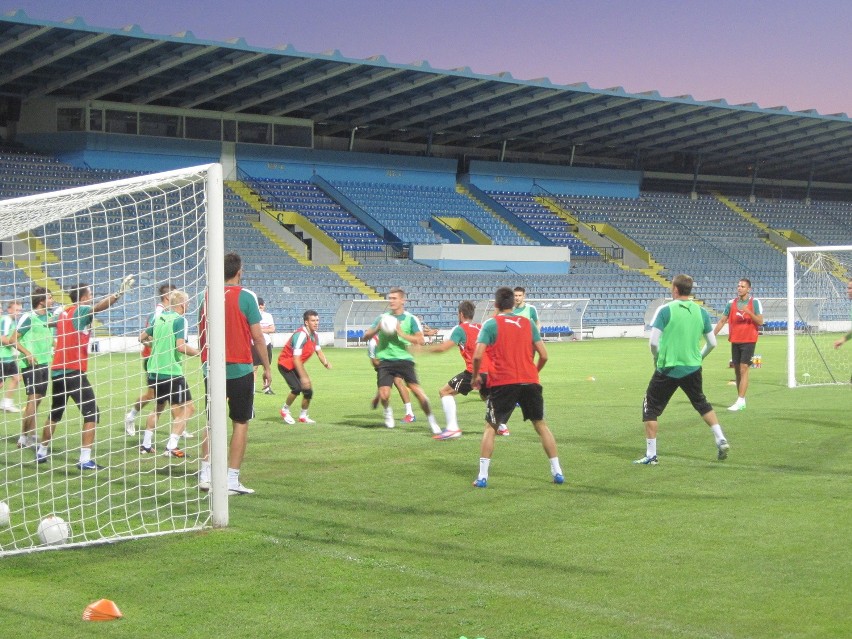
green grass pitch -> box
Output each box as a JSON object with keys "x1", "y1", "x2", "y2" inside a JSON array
[{"x1": 1, "y1": 335, "x2": 849, "y2": 638}]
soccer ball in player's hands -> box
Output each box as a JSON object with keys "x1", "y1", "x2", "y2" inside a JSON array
[{"x1": 380, "y1": 315, "x2": 398, "y2": 335}]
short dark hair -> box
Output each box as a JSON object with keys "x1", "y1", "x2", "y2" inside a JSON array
[
  {"x1": 513, "y1": 286, "x2": 526, "y2": 294},
  {"x1": 68, "y1": 283, "x2": 90, "y2": 304},
  {"x1": 739, "y1": 278, "x2": 752, "y2": 288},
  {"x1": 672, "y1": 274, "x2": 694, "y2": 297},
  {"x1": 495, "y1": 287, "x2": 514, "y2": 311},
  {"x1": 458, "y1": 300, "x2": 475, "y2": 320},
  {"x1": 31, "y1": 287, "x2": 49, "y2": 309},
  {"x1": 224, "y1": 252, "x2": 242, "y2": 280},
  {"x1": 257, "y1": 297, "x2": 265, "y2": 306},
  {"x1": 389, "y1": 286, "x2": 405, "y2": 298},
  {"x1": 158, "y1": 283, "x2": 176, "y2": 298},
  {"x1": 303, "y1": 309, "x2": 318, "y2": 322}
]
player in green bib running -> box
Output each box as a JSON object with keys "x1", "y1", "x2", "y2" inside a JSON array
[
  {"x1": 363, "y1": 287, "x2": 441, "y2": 434},
  {"x1": 138, "y1": 290, "x2": 199, "y2": 458},
  {"x1": 12, "y1": 288, "x2": 59, "y2": 449},
  {"x1": 635, "y1": 274, "x2": 729, "y2": 465}
]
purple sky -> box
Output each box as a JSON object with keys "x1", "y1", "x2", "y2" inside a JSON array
[{"x1": 6, "y1": 0, "x2": 851, "y2": 115}]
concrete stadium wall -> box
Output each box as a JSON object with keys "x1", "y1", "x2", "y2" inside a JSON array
[
  {"x1": 237, "y1": 146, "x2": 458, "y2": 187},
  {"x1": 468, "y1": 160, "x2": 641, "y2": 197},
  {"x1": 17, "y1": 132, "x2": 221, "y2": 172}
]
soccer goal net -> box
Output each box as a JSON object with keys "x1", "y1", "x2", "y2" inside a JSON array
[
  {"x1": 0, "y1": 164, "x2": 226, "y2": 556},
  {"x1": 474, "y1": 298, "x2": 590, "y2": 339},
  {"x1": 786, "y1": 245, "x2": 852, "y2": 388}
]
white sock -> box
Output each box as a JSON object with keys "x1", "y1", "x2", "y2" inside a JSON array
[
  {"x1": 37, "y1": 443, "x2": 48, "y2": 457},
  {"x1": 647, "y1": 438, "x2": 657, "y2": 458},
  {"x1": 128, "y1": 407, "x2": 138, "y2": 418},
  {"x1": 282, "y1": 404, "x2": 290, "y2": 413},
  {"x1": 300, "y1": 409, "x2": 308, "y2": 418},
  {"x1": 199, "y1": 460, "x2": 211, "y2": 480},
  {"x1": 441, "y1": 395, "x2": 458, "y2": 431},
  {"x1": 404, "y1": 402, "x2": 413, "y2": 416},
  {"x1": 17, "y1": 435, "x2": 26, "y2": 445},
  {"x1": 79, "y1": 447, "x2": 92, "y2": 464},
  {"x1": 498, "y1": 423, "x2": 508, "y2": 431},
  {"x1": 384, "y1": 407, "x2": 393, "y2": 417},
  {"x1": 227, "y1": 468, "x2": 240, "y2": 486},
  {"x1": 427, "y1": 413, "x2": 441, "y2": 434},
  {"x1": 478, "y1": 457, "x2": 491, "y2": 480},
  {"x1": 549, "y1": 457, "x2": 563, "y2": 476},
  {"x1": 167, "y1": 433, "x2": 180, "y2": 450},
  {"x1": 142, "y1": 430, "x2": 154, "y2": 447},
  {"x1": 710, "y1": 424, "x2": 725, "y2": 443}
]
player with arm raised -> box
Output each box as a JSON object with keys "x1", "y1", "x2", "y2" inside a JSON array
[
  {"x1": 124, "y1": 283, "x2": 176, "y2": 436},
  {"x1": 362, "y1": 287, "x2": 441, "y2": 434},
  {"x1": 35, "y1": 275, "x2": 135, "y2": 470},
  {"x1": 277, "y1": 309, "x2": 331, "y2": 424},
  {"x1": 137, "y1": 290, "x2": 199, "y2": 457}
]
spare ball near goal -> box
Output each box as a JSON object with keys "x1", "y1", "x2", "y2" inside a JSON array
[
  {"x1": 37, "y1": 515, "x2": 71, "y2": 545},
  {"x1": 380, "y1": 315, "x2": 398, "y2": 335}
]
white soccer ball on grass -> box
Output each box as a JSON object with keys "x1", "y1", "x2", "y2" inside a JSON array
[
  {"x1": 37, "y1": 515, "x2": 70, "y2": 545},
  {"x1": 380, "y1": 314, "x2": 398, "y2": 335},
  {"x1": 0, "y1": 501, "x2": 10, "y2": 527}
]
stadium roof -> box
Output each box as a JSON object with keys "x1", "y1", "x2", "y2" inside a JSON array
[{"x1": 1, "y1": 10, "x2": 851, "y2": 184}]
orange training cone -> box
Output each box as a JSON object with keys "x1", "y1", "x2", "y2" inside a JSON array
[{"x1": 82, "y1": 598, "x2": 123, "y2": 621}]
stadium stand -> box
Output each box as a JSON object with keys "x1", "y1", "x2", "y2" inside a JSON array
[{"x1": 3, "y1": 144, "x2": 852, "y2": 333}]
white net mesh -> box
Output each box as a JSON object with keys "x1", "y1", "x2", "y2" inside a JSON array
[
  {"x1": 0, "y1": 165, "x2": 216, "y2": 555},
  {"x1": 786, "y1": 246, "x2": 852, "y2": 387}
]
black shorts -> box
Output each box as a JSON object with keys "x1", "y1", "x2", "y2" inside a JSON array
[
  {"x1": 0, "y1": 360, "x2": 19, "y2": 380},
  {"x1": 226, "y1": 372, "x2": 255, "y2": 423},
  {"x1": 22, "y1": 364, "x2": 50, "y2": 397},
  {"x1": 253, "y1": 343, "x2": 273, "y2": 366},
  {"x1": 148, "y1": 375, "x2": 192, "y2": 406},
  {"x1": 447, "y1": 370, "x2": 490, "y2": 399},
  {"x1": 730, "y1": 342, "x2": 756, "y2": 367},
  {"x1": 278, "y1": 364, "x2": 304, "y2": 395},
  {"x1": 642, "y1": 369, "x2": 713, "y2": 421},
  {"x1": 49, "y1": 371, "x2": 99, "y2": 423},
  {"x1": 377, "y1": 359, "x2": 419, "y2": 388},
  {"x1": 486, "y1": 383, "x2": 544, "y2": 426}
]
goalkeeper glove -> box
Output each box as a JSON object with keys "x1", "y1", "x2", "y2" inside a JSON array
[{"x1": 115, "y1": 274, "x2": 136, "y2": 300}]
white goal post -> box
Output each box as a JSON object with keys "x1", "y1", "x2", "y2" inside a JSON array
[
  {"x1": 786, "y1": 245, "x2": 852, "y2": 388},
  {"x1": 0, "y1": 164, "x2": 227, "y2": 556}
]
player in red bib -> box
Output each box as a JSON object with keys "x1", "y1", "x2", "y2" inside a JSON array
[
  {"x1": 277, "y1": 309, "x2": 332, "y2": 424},
  {"x1": 470, "y1": 287, "x2": 564, "y2": 488},
  {"x1": 427, "y1": 300, "x2": 507, "y2": 440},
  {"x1": 197, "y1": 252, "x2": 271, "y2": 495},
  {"x1": 36, "y1": 275, "x2": 135, "y2": 470},
  {"x1": 713, "y1": 278, "x2": 764, "y2": 411}
]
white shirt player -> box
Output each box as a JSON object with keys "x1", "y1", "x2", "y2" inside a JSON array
[{"x1": 259, "y1": 310, "x2": 275, "y2": 346}]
